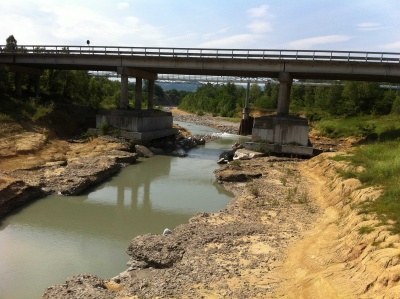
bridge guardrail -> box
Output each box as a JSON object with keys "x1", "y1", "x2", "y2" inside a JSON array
[{"x1": 0, "y1": 45, "x2": 399, "y2": 64}]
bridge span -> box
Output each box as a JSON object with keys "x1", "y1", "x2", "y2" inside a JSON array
[{"x1": 1, "y1": 45, "x2": 400, "y2": 114}]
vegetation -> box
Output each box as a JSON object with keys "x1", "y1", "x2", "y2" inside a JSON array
[
  {"x1": 0, "y1": 35, "x2": 189, "y2": 133},
  {"x1": 179, "y1": 83, "x2": 246, "y2": 117},
  {"x1": 315, "y1": 114, "x2": 400, "y2": 139},
  {"x1": 334, "y1": 141, "x2": 400, "y2": 233}
]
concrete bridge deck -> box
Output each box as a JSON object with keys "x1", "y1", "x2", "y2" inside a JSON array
[{"x1": 1, "y1": 46, "x2": 400, "y2": 82}]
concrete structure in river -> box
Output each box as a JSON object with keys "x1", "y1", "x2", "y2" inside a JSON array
[{"x1": 1, "y1": 45, "x2": 399, "y2": 151}]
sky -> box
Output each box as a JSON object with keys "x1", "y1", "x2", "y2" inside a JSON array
[{"x1": 0, "y1": 0, "x2": 399, "y2": 51}]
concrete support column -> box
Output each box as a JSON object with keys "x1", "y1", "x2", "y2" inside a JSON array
[
  {"x1": 135, "y1": 77, "x2": 143, "y2": 110},
  {"x1": 120, "y1": 73, "x2": 129, "y2": 109},
  {"x1": 277, "y1": 72, "x2": 293, "y2": 116},
  {"x1": 242, "y1": 81, "x2": 250, "y2": 120},
  {"x1": 147, "y1": 79, "x2": 155, "y2": 110}
]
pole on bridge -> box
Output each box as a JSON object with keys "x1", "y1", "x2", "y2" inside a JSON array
[{"x1": 277, "y1": 72, "x2": 293, "y2": 116}]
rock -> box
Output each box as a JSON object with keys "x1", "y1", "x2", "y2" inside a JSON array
[
  {"x1": 163, "y1": 228, "x2": 173, "y2": 236},
  {"x1": 48, "y1": 156, "x2": 122, "y2": 195},
  {"x1": 42, "y1": 274, "x2": 111, "y2": 299},
  {"x1": 135, "y1": 145, "x2": 154, "y2": 158},
  {"x1": 14, "y1": 132, "x2": 48, "y2": 154},
  {"x1": 108, "y1": 150, "x2": 138, "y2": 164},
  {"x1": 0, "y1": 175, "x2": 45, "y2": 218},
  {"x1": 233, "y1": 149, "x2": 264, "y2": 161},
  {"x1": 215, "y1": 168, "x2": 262, "y2": 182},
  {"x1": 149, "y1": 147, "x2": 165, "y2": 155},
  {"x1": 194, "y1": 137, "x2": 206, "y2": 145},
  {"x1": 127, "y1": 234, "x2": 185, "y2": 269},
  {"x1": 170, "y1": 148, "x2": 187, "y2": 157},
  {"x1": 217, "y1": 149, "x2": 237, "y2": 164},
  {"x1": 44, "y1": 160, "x2": 68, "y2": 167}
]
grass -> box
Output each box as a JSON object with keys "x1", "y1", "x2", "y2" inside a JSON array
[
  {"x1": 358, "y1": 225, "x2": 375, "y2": 235},
  {"x1": 248, "y1": 183, "x2": 260, "y2": 197},
  {"x1": 0, "y1": 112, "x2": 14, "y2": 122},
  {"x1": 315, "y1": 114, "x2": 400, "y2": 140},
  {"x1": 335, "y1": 140, "x2": 400, "y2": 233}
]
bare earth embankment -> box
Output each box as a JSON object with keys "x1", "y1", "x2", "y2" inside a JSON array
[{"x1": 0, "y1": 121, "x2": 137, "y2": 218}]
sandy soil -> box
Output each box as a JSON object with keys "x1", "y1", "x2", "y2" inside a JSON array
[{"x1": 274, "y1": 154, "x2": 400, "y2": 299}]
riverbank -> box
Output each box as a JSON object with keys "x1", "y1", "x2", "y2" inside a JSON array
[
  {"x1": 3, "y1": 112, "x2": 398, "y2": 298},
  {"x1": 0, "y1": 121, "x2": 138, "y2": 219},
  {"x1": 170, "y1": 107, "x2": 240, "y2": 135},
  {"x1": 42, "y1": 150, "x2": 400, "y2": 298},
  {"x1": 43, "y1": 154, "x2": 321, "y2": 298}
]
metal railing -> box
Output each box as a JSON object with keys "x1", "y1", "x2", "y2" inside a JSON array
[
  {"x1": 90, "y1": 71, "x2": 277, "y2": 83},
  {"x1": 1, "y1": 45, "x2": 400, "y2": 64}
]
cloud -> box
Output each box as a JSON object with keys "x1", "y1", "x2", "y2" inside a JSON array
[
  {"x1": 199, "y1": 34, "x2": 255, "y2": 48},
  {"x1": 247, "y1": 20, "x2": 272, "y2": 34},
  {"x1": 357, "y1": 22, "x2": 383, "y2": 31},
  {"x1": 247, "y1": 4, "x2": 269, "y2": 18},
  {"x1": 288, "y1": 35, "x2": 351, "y2": 49},
  {"x1": 117, "y1": 2, "x2": 129, "y2": 10},
  {"x1": 0, "y1": 0, "x2": 168, "y2": 46},
  {"x1": 382, "y1": 41, "x2": 400, "y2": 51}
]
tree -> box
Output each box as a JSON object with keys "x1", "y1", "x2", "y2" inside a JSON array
[{"x1": 5, "y1": 35, "x2": 17, "y2": 52}]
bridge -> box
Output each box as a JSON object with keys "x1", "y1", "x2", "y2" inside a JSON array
[
  {"x1": 1, "y1": 45, "x2": 400, "y2": 152},
  {"x1": 1, "y1": 45, "x2": 400, "y2": 114}
]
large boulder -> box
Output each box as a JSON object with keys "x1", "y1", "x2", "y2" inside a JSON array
[
  {"x1": 127, "y1": 233, "x2": 185, "y2": 269},
  {"x1": 135, "y1": 145, "x2": 154, "y2": 158}
]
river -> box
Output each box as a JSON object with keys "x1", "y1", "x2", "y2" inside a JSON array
[{"x1": 0, "y1": 123, "x2": 240, "y2": 299}]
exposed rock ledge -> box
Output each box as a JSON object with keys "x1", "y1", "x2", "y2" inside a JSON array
[{"x1": 0, "y1": 136, "x2": 137, "y2": 219}]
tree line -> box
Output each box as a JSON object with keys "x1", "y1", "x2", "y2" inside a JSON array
[{"x1": 178, "y1": 80, "x2": 400, "y2": 118}]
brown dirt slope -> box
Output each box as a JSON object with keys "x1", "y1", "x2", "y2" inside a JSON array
[{"x1": 275, "y1": 153, "x2": 400, "y2": 299}]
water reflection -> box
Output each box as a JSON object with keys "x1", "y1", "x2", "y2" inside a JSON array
[{"x1": 0, "y1": 126, "x2": 239, "y2": 299}]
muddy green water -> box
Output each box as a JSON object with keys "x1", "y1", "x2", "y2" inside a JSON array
[{"x1": 0, "y1": 123, "x2": 240, "y2": 299}]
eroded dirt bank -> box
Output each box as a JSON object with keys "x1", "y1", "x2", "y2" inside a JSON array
[
  {"x1": 0, "y1": 122, "x2": 137, "y2": 218},
  {"x1": 275, "y1": 153, "x2": 400, "y2": 299}
]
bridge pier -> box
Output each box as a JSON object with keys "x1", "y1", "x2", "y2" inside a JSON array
[
  {"x1": 247, "y1": 71, "x2": 313, "y2": 156},
  {"x1": 98, "y1": 68, "x2": 176, "y2": 141},
  {"x1": 135, "y1": 78, "x2": 143, "y2": 110},
  {"x1": 277, "y1": 72, "x2": 293, "y2": 116}
]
